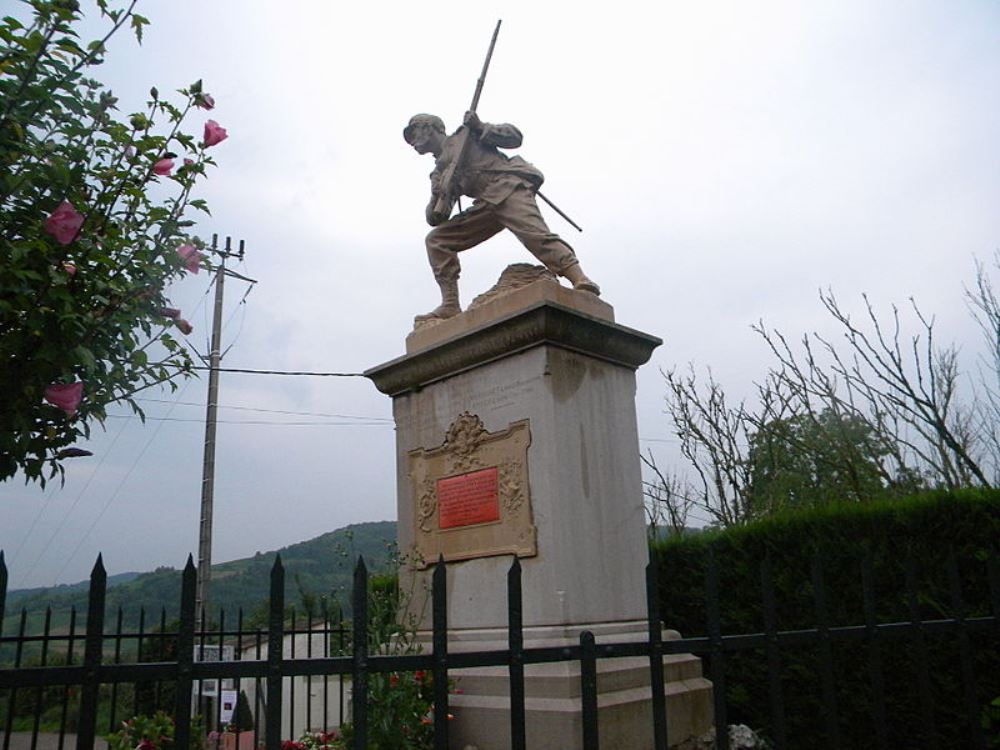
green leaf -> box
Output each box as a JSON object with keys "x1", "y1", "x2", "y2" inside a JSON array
[{"x1": 74, "y1": 345, "x2": 96, "y2": 372}]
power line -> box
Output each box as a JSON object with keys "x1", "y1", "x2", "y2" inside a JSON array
[
  {"x1": 48, "y1": 379, "x2": 195, "y2": 585},
  {"x1": 183, "y1": 366, "x2": 365, "y2": 377},
  {"x1": 103, "y1": 414, "x2": 391, "y2": 426},
  {"x1": 20, "y1": 416, "x2": 131, "y2": 576},
  {"x1": 132, "y1": 398, "x2": 392, "y2": 422}
]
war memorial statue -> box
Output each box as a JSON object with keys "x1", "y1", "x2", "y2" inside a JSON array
[{"x1": 403, "y1": 24, "x2": 600, "y2": 323}]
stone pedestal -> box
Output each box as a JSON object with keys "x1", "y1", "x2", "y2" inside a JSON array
[{"x1": 366, "y1": 279, "x2": 712, "y2": 749}]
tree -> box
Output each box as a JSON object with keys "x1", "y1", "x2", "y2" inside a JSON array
[
  {"x1": 1, "y1": 1, "x2": 228, "y2": 484},
  {"x1": 648, "y1": 267, "x2": 994, "y2": 527},
  {"x1": 965, "y1": 252, "x2": 1000, "y2": 484},
  {"x1": 640, "y1": 448, "x2": 694, "y2": 538},
  {"x1": 754, "y1": 290, "x2": 989, "y2": 490},
  {"x1": 746, "y1": 408, "x2": 909, "y2": 510}
]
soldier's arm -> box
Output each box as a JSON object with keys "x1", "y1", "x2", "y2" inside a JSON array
[
  {"x1": 463, "y1": 111, "x2": 523, "y2": 149},
  {"x1": 479, "y1": 122, "x2": 523, "y2": 149}
]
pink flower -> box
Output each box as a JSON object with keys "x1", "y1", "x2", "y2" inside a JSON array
[
  {"x1": 44, "y1": 201, "x2": 84, "y2": 246},
  {"x1": 184, "y1": 158, "x2": 194, "y2": 167},
  {"x1": 153, "y1": 158, "x2": 174, "y2": 176},
  {"x1": 203, "y1": 119, "x2": 228, "y2": 147},
  {"x1": 158, "y1": 307, "x2": 181, "y2": 319},
  {"x1": 196, "y1": 93, "x2": 216, "y2": 110},
  {"x1": 176, "y1": 244, "x2": 203, "y2": 274},
  {"x1": 44, "y1": 382, "x2": 83, "y2": 416},
  {"x1": 62, "y1": 261, "x2": 77, "y2": 276},
  {"x1": 175, "y1": 318, "x2": 193, "y2": 335}
]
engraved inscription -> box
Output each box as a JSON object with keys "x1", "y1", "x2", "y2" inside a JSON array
[{"x1": 438, "y1": 467, "x2": 500, "y2": 529}]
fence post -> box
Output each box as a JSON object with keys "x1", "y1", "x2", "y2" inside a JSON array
[
  {"x1": 267, "y1": 556, "x2": 286, "y2": 750},
  {"x1": 432, "y1": 556, "x2": 449, "y2": 750},
  {"x1": 645, "y1": 551, "x2": 668, "y2": 750},
  {"x1": 58, "y1": 608, "x2": 78, "y2": 750},
  {"x1": 947, "y1": 551, "x2": 986, "y2": 750},
  {"x1": 0, "y1": 552, "x2": 9, "y2": 750},
  {"x1": 174, "y1": 557, "x2": 197, "y2": 750},
  {"x1": 507, "y1": 558, "x2": 526, "y2": 750},
  {"x1": 705, "y1": 546, "x2": 728, "y2": 750},
  {"x1": 30, "y1": 608, "x2": 54, "y2": 750},
  {"x1": 810, "y1": 556, "x2": 839, "y2": 750},
  {"x1": 0, "y1": 551, "x2": 6, "y2": 629},
  {"x1": 860, "y1": 553, "x2": 888, "y2": 750},
  {"x1": 288, "y1": 607, "x2": 296, "y2": 740},
  {"x1": 759, "y1": 556, "x2": 787, "y2": 750},
  {"x1": 351, "y1": 557, "x2": 368, "y2": 750},
  {"x1": 904, "y1": 556, "x2": 937, "y2": 749},
  {"x1": 580, "y1": 631, "x2": 599, "y2": 749},
  {"x1": 76, "y1": 556, "x2": 107, "y2": 750}
]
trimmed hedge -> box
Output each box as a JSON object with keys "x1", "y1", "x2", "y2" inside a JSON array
[{"x1": 652, "y1": 489, "x2": 999, "y2": 749}]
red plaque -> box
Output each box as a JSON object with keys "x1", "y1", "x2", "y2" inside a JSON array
[{"x1": 437, "y1": 467, "x2": 500, "y2": 529}]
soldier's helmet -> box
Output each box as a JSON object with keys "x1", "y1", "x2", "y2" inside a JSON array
[{"x1": 403, "y1": 114, "x2": 446, "y2": 145}]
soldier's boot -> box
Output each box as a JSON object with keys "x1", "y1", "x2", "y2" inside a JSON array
[
  {"x1": 415, "y1": 278, "x2": 461, "y2": 321},
  {"x1": 562, "y1": 263, "x2": 601, "y2": 296}
]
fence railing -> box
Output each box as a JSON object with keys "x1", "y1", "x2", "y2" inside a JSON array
[{"x1": 1, "y1": 548, "x2": 996, "y2": 750}]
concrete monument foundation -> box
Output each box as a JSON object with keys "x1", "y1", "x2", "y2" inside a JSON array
[{"x1": 366, "y1": 279, "x2": 712, "y2": 749}]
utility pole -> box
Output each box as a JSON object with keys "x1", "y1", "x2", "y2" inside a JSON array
[{"x1": 196, "y1": 235, "x2": 254, "y2": 624}]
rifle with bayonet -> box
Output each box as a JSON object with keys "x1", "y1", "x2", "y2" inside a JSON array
[
  {"x1": 429, "y1": 20, "x2": 502, "y2": 224},
  {"x1": 429, "y1": 20, "x2": 583, "y2": 232}
]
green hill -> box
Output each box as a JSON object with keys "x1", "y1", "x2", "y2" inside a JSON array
[{"x1": 1, "y1": 521, "x2": 397, "y2": 645}]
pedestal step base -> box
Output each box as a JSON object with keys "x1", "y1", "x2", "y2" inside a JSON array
[{"x1": 433, "y1": 621, "x2": 713, "y2": 750}]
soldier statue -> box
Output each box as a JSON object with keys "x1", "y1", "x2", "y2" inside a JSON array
[{"x1": 404, "y1": 110, "x2": 600, "y2": 321}]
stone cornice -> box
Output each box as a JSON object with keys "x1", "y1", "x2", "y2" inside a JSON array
[{"x1": 365, "y1": 301, "x2": 662, "y2": 396}]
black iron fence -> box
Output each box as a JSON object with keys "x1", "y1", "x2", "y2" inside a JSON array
[{"x1": 1, "y1": 548, "x2": 996, "y2": 750}]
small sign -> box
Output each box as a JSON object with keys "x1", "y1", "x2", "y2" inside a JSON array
[
  {"x1": 193, "y1": 644, "x2": 234, "y2": 697},
  {"x1": 438, "y1": 467, "x2": 500, "y2": 529},
  {"x1": 220, "y1": 689, "x2": 237, "y2": 724}
]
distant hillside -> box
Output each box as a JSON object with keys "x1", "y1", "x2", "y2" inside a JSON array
[
  {"x1": 1, "y1": 521, "x2": 397, "y2": 639},
  {"x1": 4, "y1": 571, "x2": 142, "y2": 609}
]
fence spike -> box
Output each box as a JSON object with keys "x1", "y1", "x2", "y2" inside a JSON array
[
  {"x1": 76, "y1": 549, "x2": 107, "y2": 750},
  {"x1": 432, "y1": 555, "x2": 449, "y2": 750},
  {"x1": 0, "y1": 550, "x2": 7, "y2": 632},
  {"x1": 507, "y1": 556, "x2": 526, "y2": 750},
  {"x1": 174, "y1": 551, "x2": 197, "y2": 750},
  {"x1": 267, "y1": 551, "x2": 286, "y2": 750},
  {"x1": 947, "y1": 549, "x2": 986, "y2": 750},
  {"x1": 861, "y1": 552, "x2": 888, "y2": 750},
  {"x1": 705, "y1": 545, "x2": 728, "y2": 750},
  {"x1": 580, "y1": 631, "x2": 599, "y2": 748},
  {"x1": 352, "y1": 554, "x2": 368, "y2": 750},
  {"x1": 760, "y1": 555, "x2": 787, "y2": 750},
  {"x1": 810, "y1": 555, "x2": 839, "y2": 750},
  {"x1": 646, "y1": 549, "x2": 668, "y2": 750}
]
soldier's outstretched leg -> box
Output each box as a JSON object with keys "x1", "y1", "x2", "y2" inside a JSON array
[
  {"x1": 561, "y1": 262, "x2": 601, "y2": 295},
  {"x1": 493, "y1": 186, "x2": 600, "y2": 296}
]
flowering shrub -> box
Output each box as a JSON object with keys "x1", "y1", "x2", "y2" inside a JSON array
[
  {"x1": 0, "y1": 1, "x2": 226, "y2": 483},
  {"x1": 107, "y1": 712, "x2": 206, "y2": 750},
  {"x1": 333, "y1": 669, "x2": 456, "y2": 750},
  {"x1": 281, "y1": 731, "x2": 340, "y2": 750}
]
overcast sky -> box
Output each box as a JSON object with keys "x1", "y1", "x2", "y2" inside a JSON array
[{"x1": 2, "y1": 0, "x2": 998, "y2": 589}]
